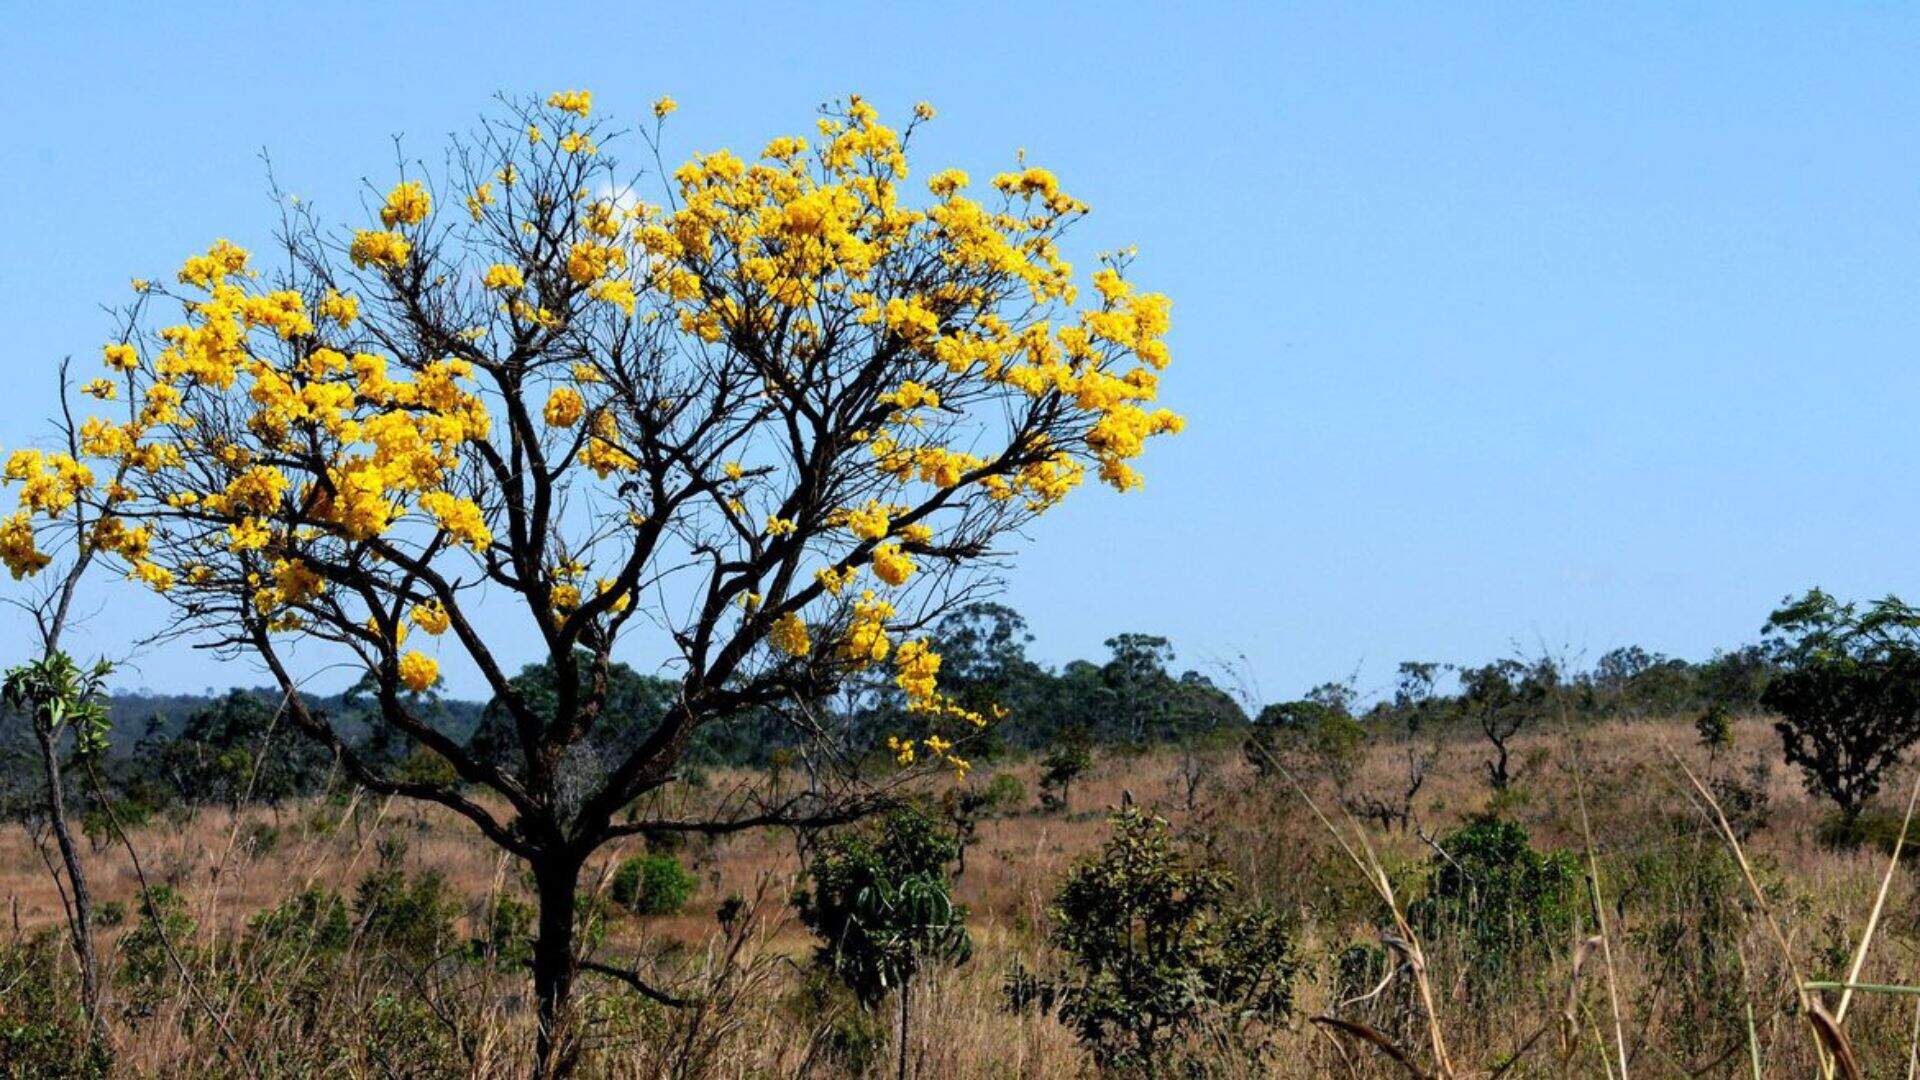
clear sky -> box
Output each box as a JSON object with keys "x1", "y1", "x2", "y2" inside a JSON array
[{"x1": 3, "y1": 3, "x2": 1917, "y2": 702}]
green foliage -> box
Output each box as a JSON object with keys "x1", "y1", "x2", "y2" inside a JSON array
[
  {"x1": 982, "y1": 770, "x2": 1026, "y2": 812},
  {"x1": 1455, "y1": 658, "x2": 1560, "y2": 791},
  {"x1": 1695, "y1": 702, "x2": 1734, "y2": 756},
  {"x1": 0, "y1": 934, "x2": 108, "y2": 1079},
  {"x1": 1245, "y1": 685, "x2": 1366, "y2": 786},
  {"x1": 609, "y1": 853, "x2": 697, "y2": 916},
  {"x1": 4, "y1": 653, "x2": 113, "y2": 758},
  {"x1": 476, "y1": 893, "x2": 535, "y2": 965},
  {"x1": 352, "y1": 837, "x2": 459, "y2": 961},
  {"x1": 1040, "y1": 724, "x2": 1093, "y2": 812},
  {"x1": 798, "y1": 806, "x2": 971, "y2": 1010},
  {"x1": 1623, "y1": 836, "x2": 1747, "y2": 1061},
  {"x1": 118, "y1": 885, "x2": 193, "y2": 994},
  {"x1": 1047, "y1": 807, "x2": 1298, "y2": 1073},
  {"x1": 467, "y1": 654, "x2": 679, "y2": 770},
  {"x1": 130, "y1": 689, "x2": 332, "y2": 809},
  {"x1": 1412, "y1": 816, "x2": 1579, "y2": 975},
  {"x1": 249, "y1": 887, "x2": 352, "y2": 954},
  {"x1": 1762, "y1": 588, "x2": 1920, "y2": 820}
]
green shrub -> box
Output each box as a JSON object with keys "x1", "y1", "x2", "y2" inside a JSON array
[
  {"x1": 118, "y1": 884, "x2": 194, "y2": 994},
  {"x1": 610, "y1": 854, "x2": 697, "y2": 916},
  {"x1": 798, "y1": 806, "x2": 970, "y2": 1009},
  {"x1": 1046, "y1": 807, "x2": 1297, "y2": 1073},
  {"x1": 250, "y1": 887, "x2": 352, "y2": 954},
  {"x1": 982, "y1": 771, "x2": 1026, "y2": 812},
  {"x1": 1413, "y1": 815, "x2": 1578, "y2": 977},
  {"x1": 353, "y1": 839, "x2": 458, "y2": 960},
  {"x1": 0, "y1": 935, "x2": 108, "y2": 1079}
]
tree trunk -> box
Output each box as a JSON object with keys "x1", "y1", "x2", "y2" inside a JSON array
[
  {"x1": 532, "y1": 853, "x2": 583, "y2": 1078},
  {"x1": 897, "y1": 976, "x2": 911, "y2": 1080},
  {"x1": 36, "y1": 722, "x2": 98, "y2": 1041}
]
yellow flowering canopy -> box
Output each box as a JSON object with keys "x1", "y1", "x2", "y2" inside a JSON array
[{"x1": 4, "y1": 92, "x2": 1179, "y2": 846}]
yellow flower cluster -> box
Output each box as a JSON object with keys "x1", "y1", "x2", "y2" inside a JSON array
[
  {"x1": 484, "y1": 263, "x2": 525, "y2": 291},
  {"x1": 769, "y1": 611, "x2": 811, "y2": 657},
  {"x1": 547, "y1": 89, "x2": 592, "y2": 118},
  {"x1": 350, "y1": 230, "x2": 410, "y2": 269},
  {"x1": 380, "y1": 181, "x2": 431, "y2": 228},
  {"x1": 870, "y1": 543, "x2": 915, "y2": 586},
  {"x1": 398, "y1": 651, "x2": 439, "y2": 692},
  {"x1": 419, "y1": 490, "x2": 491, "y2": 550},
  {"x1": 544, "y1": 387, "x2": 585, "y2": 428},
  {"x1": 410, "y1": 601, "x2": 451, "y2": 635}
]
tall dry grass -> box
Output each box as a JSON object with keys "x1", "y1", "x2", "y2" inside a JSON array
[{"x1": 6, "y1": 713, "x2": 1920, "y2": 1076}]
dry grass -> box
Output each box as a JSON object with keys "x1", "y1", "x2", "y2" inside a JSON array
[{"x1": 7, "y1": 713, "x2": 1920, "y2": 1076}]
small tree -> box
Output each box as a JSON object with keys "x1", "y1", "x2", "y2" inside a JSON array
[
  {"x1": 799, "y1": 806, "x2": 971, "y2": 1080},
  {"x1": 3, "y1": 652, "x2": 113, "y2": 1043},
  {"x1": 1695, "y1": 702, "x2": 1734, "y2": 761},
  {"x1": 1245, "y1": 683, "x2": 1366, "y2": 789},
  {"x1": 1040, "y1": 724, "x2": 1093, "y2": 813},
  {"x1": 6, "y1": 90, "x2": 1182, "y2": 1073},
  {"x1": 1456, "y1": 658, "x2": 1556, "y2": 791},
  {"x1": 1047, "y1": 807, "x2": 1297, "y2": 1072},
  {"x1": 1761, "y1": 589, "x2": 1920, "y2": 823}
]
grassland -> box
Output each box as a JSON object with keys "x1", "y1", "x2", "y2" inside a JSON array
[{"x1": 6, "y1": 713, "x2": 1920, "y2": 1077}]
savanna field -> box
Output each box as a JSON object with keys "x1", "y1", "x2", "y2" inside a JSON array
[
  {"x1": 8, "y1": 8, "x2": 1920, "y2": 1079},
  {"x1": 10, "y1": 706, "x2": 1920, "y2": 1078}
]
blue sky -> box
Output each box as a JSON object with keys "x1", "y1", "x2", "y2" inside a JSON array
[{"x1": 3, "y1": 3, "x2": 1917, "y2": 702}]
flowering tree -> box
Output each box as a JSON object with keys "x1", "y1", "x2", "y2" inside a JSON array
[{"x1": 4, "y1": 90, "x2": 1180, "y2": 1070}]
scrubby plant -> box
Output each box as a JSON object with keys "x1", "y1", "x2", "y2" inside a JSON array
[
  {"x1": 1045, "y1": 806, "x2": 1297, "y2": 1073},
  {"x1": 609, "y1": 853, "x2": 696, "y2": 916},
  {"x1": 1412, "y1": 815, "x2": 1579, "y2": 979},
  {"x1": 1040, "y1": 725, "x2": 1094, "y2": 813},
  {"x1": 799, "y1": 805, "x2": 971, "y2": 1079},
  {"x1": 352, "y1": 838, "x2": 459, "y2": 961},
  {"x1": 1695, "y1": 702, "x2": 1734, "y2": 759},
  {"x1": 249, "y1": 887, "x2": 353, "y2": 954},
  {"x1": 1245, "y1": 688, "x2": 1367, "y2": 788},
  {"x1": 117, "y1": 885, "x2": 193, "y2": 998}
]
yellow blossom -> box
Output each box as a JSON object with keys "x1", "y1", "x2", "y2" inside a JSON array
[
  {"x1": 770, "y1": 611, "x2": 811, "y2": 656},
  {"x1": 380, "y1": 181, "x2": 431, "y2": 228},
  {"x1": 544, "y1": 387, "x2": 585, "y2": 427},
  {"x1": 397, "y1": 651, "x2": 439, "y2": 692},
  {"x1": 410, "y1": 601, "x2": 451, "y2": 635}
]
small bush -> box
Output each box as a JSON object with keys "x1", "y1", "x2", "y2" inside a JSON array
[
  {"x1": 1413, "y1": 816, "x2": 1578, "y2": 977},
  {"x1": 1048, "y1": 807, "x2": 1298, "y2": 1072},
  {"x1": 353, "y1": 840, "x2": 459, "y2": 960},
  {"x1": 250, "y1": 887, "x2": 352, "y2": 954},
  {"x1": 118, "y1": 884, "x2": 194, "y2": 995},
  {"x1": 983, "y1": 771, "x2": 1026, "y2": 812},
  {"x1": 610, "y1": 854, "x2": 697, "y2": 916},
  {"x1": 0, "y1": 935, "x2": 108, "y2": 1079}
]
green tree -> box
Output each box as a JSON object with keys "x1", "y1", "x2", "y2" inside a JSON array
[
  {"x1": 1761, "y1": 588, "x2": 1920, "y2": 822},
  {"x1": 1040, "y1": 723, "x2": 1093, "y2": 813},
  {"x1": 799, "y1": 807, "x2": 971, "y2": 1080},
  {"x1": 1048, "y1": 807, "x2": 1297, "y2": 1072}
]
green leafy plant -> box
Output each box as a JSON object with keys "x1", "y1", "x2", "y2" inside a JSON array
[
  {"x1": 1040, "y1": 725, "x2": 1093, "y2": 813},
  {"x1": 1761, "y1": 588, "x2": 1920, "y2": 823},
  {"x1": 1412, "y1": 816, "x2": 1579, "y2": 977},
  {"x1": 799, "y1": 806, "x2": 971, "y2": 1079},
  {"x1": 609, "y1": 854, "x2": 697, "y2": 916},
  {"x1": 1046, "y1": 806, "x2": 1297, "y2": 1073}
]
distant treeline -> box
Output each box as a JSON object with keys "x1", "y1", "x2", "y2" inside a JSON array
[{"x1": 0, "y1": 601, "x2": 1776, "y2": 819}]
